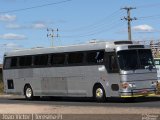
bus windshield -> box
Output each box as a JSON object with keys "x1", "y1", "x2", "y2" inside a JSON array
[{"x1": 117, "y1": 49, "x2": 155, "y2": 70}]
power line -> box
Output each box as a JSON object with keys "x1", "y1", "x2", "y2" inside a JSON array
[
  {"x1": 62, "y1": 10, "x2": 124, "y2": 32},
  {"x1": 138, "y1": 14, "x2": 160, "y2": 19},
  {"x1": 56, "y1": 9, "x2": 124, "y2": 38},
  {"x1": 137, "y1": 3, "x2": 160, "y2": 9},
  {"x1": 58, "y1": 10, "x2": 125, "y2": 38},
  {"x1": 0, "y1": 0, "x2": 72, "y2": 14},
  {"x1": 60, "y1": 21, "x2": 124, "y2": 38},
  {"x1": 60, "y1": 10, "x2": 125, "y2": 39}
]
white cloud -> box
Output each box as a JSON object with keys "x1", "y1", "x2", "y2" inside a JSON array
[
  {"x1": 6, "y1": 22, "x2": 48, "y2": 30},
  {"x1": 0, "y1": 33, "x2": 27, "y2": 40},
  {"x1": 6, "y1": 23, "x2": 23, "y2": 29},
  {"x1": 5, "y1": 43, "x2": 23, "y2": 50},
  {"x1": 0, "y1": 42, "x2": 23, "y2": 63},
  {"x1": 5, "y1": 43, "x2": 20, "y2": 48},
  {"x1": 31, "y1": 22, "x2": 47, "y2": 29},
  {"x1": 0, "y1": 14, "x2": 16, "y2": 22},
  {"x1": 133, "y1": 24, "x2": 154, "y2": 32}
]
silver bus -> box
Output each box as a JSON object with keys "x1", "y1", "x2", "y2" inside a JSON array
[{"x1": 3, "y1": 41, "x2": 157, "y2": 102}]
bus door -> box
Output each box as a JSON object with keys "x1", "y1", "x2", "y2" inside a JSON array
[{"x1": 105, "y1": 52, "x2": 120, "y2": 97}]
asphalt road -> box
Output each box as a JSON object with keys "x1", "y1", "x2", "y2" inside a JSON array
[
  {"x1": 0, "y1": 95, "x2": 160, "y2": 108},
  {"x1": 0, "y1": 96, "x2": 160, "y2": 120}
]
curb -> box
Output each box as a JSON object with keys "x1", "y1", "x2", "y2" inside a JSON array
[
  {"x1": 0, "y1": 94, "x2": 23, "y2": 98},
  {"x1": 0, "y1": 94, "x2": 13, "y2": 97}
]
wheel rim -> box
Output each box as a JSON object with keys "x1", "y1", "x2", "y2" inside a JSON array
[
  {"x1": 96, "y1": 88, "x2": 103, "y2": 98},
  {"x1": 26, "y1": 88, "x2": 32, "y2": 98}
]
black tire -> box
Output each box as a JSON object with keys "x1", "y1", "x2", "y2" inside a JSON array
[
  {"x1": 93, "y1": 84, "x2": 106, "y2": 102},
  {"x1": 24, "y1": 85, "x2": 34, "y2": 100}
]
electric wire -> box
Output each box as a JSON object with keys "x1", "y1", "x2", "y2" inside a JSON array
[
  {"x1": 0, "y1": 0, "x2": 72, "y2": 14},
  {"x1": 60, "y1": 21, "x2": 125, "y2": 38},
  {"x1": 136, "y1": 3, "x2": 160, "y2": 9},
  {"x1": 62, "y1": 10, "x2": 124, "y2": 32}
]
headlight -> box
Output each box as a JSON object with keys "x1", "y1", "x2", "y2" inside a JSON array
[
  {"x1": 121, "y1": 82, "x2": 136, "y2": 89},
  {"x1": 121, "y1": 82, "x2": 129, "y2": 89},
  {"x1": 129, "y1": 83, "x2": 136, "y2": 88}
]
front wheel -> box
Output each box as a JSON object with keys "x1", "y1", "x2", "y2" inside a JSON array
[
  {"x1": 93, "y1": 85, "x2": 106, "y2": 102},
  {"x1": 24, "y1": 85, "x2": 34, "y2": 100}
]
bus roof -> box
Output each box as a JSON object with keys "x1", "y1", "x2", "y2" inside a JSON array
[{"x1": 4, "y1": 41, "x2": 140, "y2": 57}]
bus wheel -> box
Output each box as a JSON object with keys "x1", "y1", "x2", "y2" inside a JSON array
[
  {"x1": 93, "y1": 84, "x2": 106, "y2": 102},
  {"x1": 24, "y1": 85, "x2": 33, "y2": 100}
]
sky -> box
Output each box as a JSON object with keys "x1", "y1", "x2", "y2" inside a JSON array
[{"x1": 0, "y1": 0, "x2": 160, "y2": 62}]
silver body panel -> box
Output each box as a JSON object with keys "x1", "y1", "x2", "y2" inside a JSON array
[
  {"x1": 3, "y1": 41, "x2": 157, "y2": 98},
  {"x1": 4, "y1": 65, "x2": 112, "y2": 97}
]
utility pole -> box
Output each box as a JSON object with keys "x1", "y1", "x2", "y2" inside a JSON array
[
  {"x1": 47, "y1": 28, "x2": 59, "y2": 47},
  {"x1": 121, "y1": 7, "x2": 137, "y2": 41}
]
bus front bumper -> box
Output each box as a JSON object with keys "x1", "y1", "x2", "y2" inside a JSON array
[{"x1": 120, "y1": 89, "x2": 156, "y2": 98}]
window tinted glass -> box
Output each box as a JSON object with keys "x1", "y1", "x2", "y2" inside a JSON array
[
  {"x1": 10, "y1": 57, "x2": 17, "y2": 67},
  {"x1": 4, "y1": 58, "x2": 11, "y2": 69},
  {"x1": 34, "y1": 55, "x2": 48, "y2": 66},
  {"x1": 25, "y1": 56, "x2": 32, "y2": 66},
  {"x1": 117, "y1": 49, "x2": 155, "y2": 70},
  {"x1": 86, "y1": 51, "x2": 104, "y2": 64},
  {"x1": 106, "y1": 52, "x2": 119, "y2": 73},
  {"x1": 108, "y1": 54, "x2": 119, "y2": 72},
  {"x1": 68, "y1": 52, "x2": 84, "y2": 64},
  {"x1": 19, "y1": 56, "x2": 32, "y2": 66},
  {"x1": 117, "y1": 50, "x2": 138, "y2": 70},
  {"x1": 51, "y1": 54, "x2": 65, "y2": 65},
  {"x1": 139, "y1": 49, "x2": 154, "y2": 69}
]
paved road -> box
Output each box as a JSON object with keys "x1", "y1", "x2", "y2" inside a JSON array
[
  {"x1": 0, "y1": 95, "x2": 160, "y2": 108},
  {"x1": 0, "y1": 96, "x2": 160, "y2": 120}
]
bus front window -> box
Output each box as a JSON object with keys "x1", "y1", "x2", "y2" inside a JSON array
[
  {"x1": 138, "y1": 49, "x2": 154, "y2": 69},
  {"x1": 117, "y1": 49, "x2": 155, "y2": 70}
]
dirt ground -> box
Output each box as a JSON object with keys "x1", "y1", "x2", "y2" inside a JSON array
[{"x1": 0, "y1": 103, "x2": 159, "y2": 114}]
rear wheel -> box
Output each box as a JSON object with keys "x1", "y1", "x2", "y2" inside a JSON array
[
  {"x1": 93, "y1": 84, "x2": 106, "y2": 102},
  {"x1": 24, "y1": 85, "x2": 34, "y2": 100}
]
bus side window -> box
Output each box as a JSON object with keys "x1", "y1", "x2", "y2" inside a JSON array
[
  {"x1": 34, "y1": 54, "x2": 48, "y2": 66},
  {"x1": 106, "y1": 52, "x2": 119, "y2": 73},
  {"x1": 86, "y1": 51, "x2": 104, "y2": 64},
  {"x1": 4, "y1": 58, "x2": 11, "y2": 69},
  {"x1": 68, "y1": 52, "x2": 84, "y2": 64},
  {"x1": 19, "y1": 56, "x2": 32, "y2": 67},
  {"x1": 10, "y1": 57, "x2": 18, "y2": 68},
  {"x1": 51, "y1": 53, "x2": 65, "y2": 65},
  {"x1": 96, "y1": 51, "x2": 104, "y2": 63}
]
